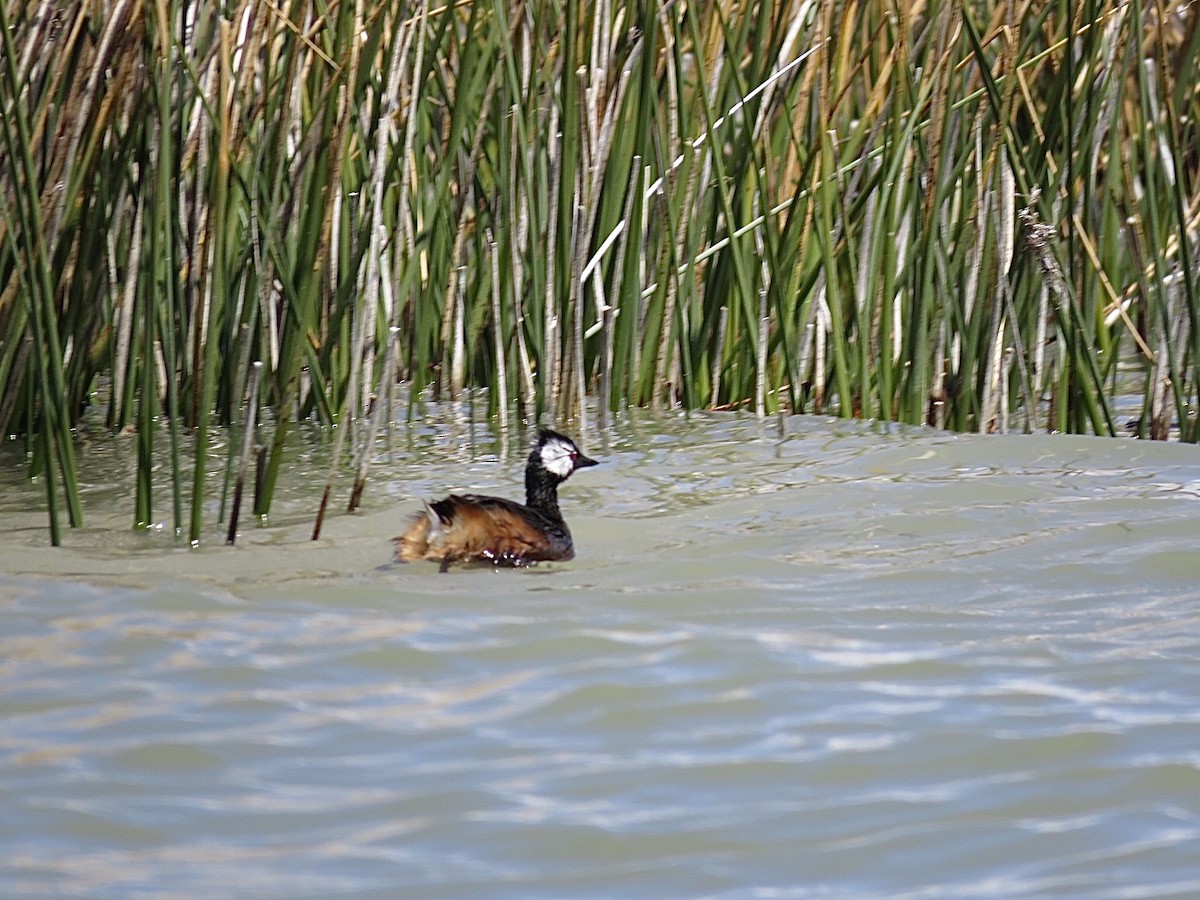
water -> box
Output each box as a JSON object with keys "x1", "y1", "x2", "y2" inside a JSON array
[{"x1": 3, "y1": 413, "x2": 1200, "y2": 898}]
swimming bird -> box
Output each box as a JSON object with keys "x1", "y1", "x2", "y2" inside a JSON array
[{"x1": 395, "y1": 429, "x2": 598, "y2": 571}]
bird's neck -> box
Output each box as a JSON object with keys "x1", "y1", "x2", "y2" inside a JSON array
[{"x1": 525, "y1": 465, "x2": 563, "y2": 516}]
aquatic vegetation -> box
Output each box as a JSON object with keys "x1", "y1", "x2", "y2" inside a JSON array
[{"x1": 1, "y1": 1, "x2": 1198, "y2": 543}]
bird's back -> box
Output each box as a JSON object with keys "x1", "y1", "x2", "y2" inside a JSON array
[{"x1": 395, "y1": 493, "x2": 574, "y2": 569}]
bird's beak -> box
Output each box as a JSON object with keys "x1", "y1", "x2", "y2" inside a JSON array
[{"x1": 575, "y1": 453, "x2": 599, "y2": 469}]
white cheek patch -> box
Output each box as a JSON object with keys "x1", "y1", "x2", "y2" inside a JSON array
[{"x1": 540, "y1": 440, "x2": 576, "y2": 477}]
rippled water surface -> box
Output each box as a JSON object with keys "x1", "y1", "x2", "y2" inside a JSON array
[{"x1": 3, "y1": 413, "x2": 1200, "y2": 898}]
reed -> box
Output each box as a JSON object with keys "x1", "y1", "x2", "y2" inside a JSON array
[{"x1": 1, "y1": 1, "x2": 1198, "y2": 543}]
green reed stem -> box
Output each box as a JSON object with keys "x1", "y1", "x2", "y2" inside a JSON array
[{"x1": 3, "y1": 1, "x2": 1199, "y2": 544}]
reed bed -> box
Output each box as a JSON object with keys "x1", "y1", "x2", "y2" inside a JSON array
[{"x1": 1, "y1": 1, "x2": 1198, "y2": 544}]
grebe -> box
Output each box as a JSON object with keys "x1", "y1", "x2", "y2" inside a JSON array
[{"x1": 395, "y1": 429, "x2": 598, "y2": 571}]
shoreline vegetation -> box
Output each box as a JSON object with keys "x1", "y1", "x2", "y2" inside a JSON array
[{"x1": 2, "y1": 1, "x2": 1198, "y2": 544}]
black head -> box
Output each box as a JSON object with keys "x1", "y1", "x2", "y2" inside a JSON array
[{"x1": 528, "y1": 429, "x2": 598, "y2": 482}]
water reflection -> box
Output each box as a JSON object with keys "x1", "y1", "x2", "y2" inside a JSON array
[{"x1": 3, "y1": 412, "x2": 1200, "y2": 896}]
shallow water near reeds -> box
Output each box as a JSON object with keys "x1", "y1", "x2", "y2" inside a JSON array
[{"x1": 3, "y1": 411, "x2": 1200, "y2": 898}]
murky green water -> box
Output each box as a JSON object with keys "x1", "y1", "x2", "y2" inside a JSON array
[{"x1": 3, "y1": 412, "x2": 1200, "y2": 897}]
